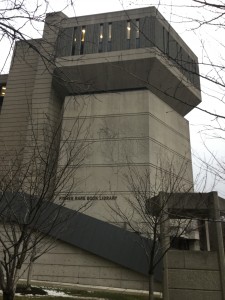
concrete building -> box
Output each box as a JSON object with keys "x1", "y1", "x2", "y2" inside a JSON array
[{"x1": 0, "y1": 7, "x2": 201, "y2": 292}]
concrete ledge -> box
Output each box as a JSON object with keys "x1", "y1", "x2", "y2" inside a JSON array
[{"x1": 19, "y1": 279, "x2": 163, "y2": 298}]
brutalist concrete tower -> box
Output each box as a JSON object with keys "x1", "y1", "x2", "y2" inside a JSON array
[
  {"x1": 0, "y1": 7, "x2": 201, "y2": 289},
  {"x1": 54, "y1": 7, "x2": 201, "y2": 220},
  {"x1": 0, "y1": 7, "x2": 201, "y2": 219},
  {"x1": 0, "y1": 7, "x2": 201, "y2": 218}
]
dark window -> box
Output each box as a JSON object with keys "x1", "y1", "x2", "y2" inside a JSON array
[
  {"x1": 0, "y1": 85, "x2": 6, "y2": 97},
  {"x1": 136, "y1": 19, "x2": 140, "y2": 48},
  {"x1": 127, "y1": 20, "x2": 131, "y2": 39},
  {"x1": 99, "y1": 23, "x2": 103, "y2": 52},
  {"x1": 80, "y1": 26, "x2": 86, "y2": 54},
  {"x1": 127, "y1": 20, "x2": 131, "y2": 49},
  {"x1": 108, "y1": 23, "x2": 112, "y2": 41},
  {"x1": 71, "y1": 27, "x2": 77, "y2": 55},
  {"x1": 0, "y1": 84, "x2": 6, "y2": 113},
  {"x1": 163, "y1": 27, "x2": 165, "y2": 53},
  {"x1": 107, "y1": 23, "x2": 112, "y2": 51},
  {"x1": 163, "y1": 28, "x2": 169, "y2": 54},
  {"x1": 100, "y1": 23, "x2": 103, "y2": 41},
  {"x1": 136, "y1": 19, "x2": 140, "y2": 39},
  {"x1": 167, "y1": 31, "x2": 170, "y2": 54}
]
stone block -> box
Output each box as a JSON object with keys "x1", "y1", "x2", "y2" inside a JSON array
[
  {"x1": 169, "y1": 289, "x2": 222, "y2": 300},
  {"x1": 99, "y1": 267, "x2": 122, "y2": 280},
  {"x1": 168, "y1": 269, "x2": 221, "y2": 290},
  {"x1": 185, "y1": 251, "x2": 219, "y2": 270}
]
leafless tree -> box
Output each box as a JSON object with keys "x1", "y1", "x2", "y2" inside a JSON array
[
  {"x1": 0, "y1": 101, "x2": 92, "y2": 300},
  {"x1": 108, "y1": 157, "x2": 200, "y2": 300},
  {"x1": 0, "y1": 0, "x2": 78, "y2": 73}
]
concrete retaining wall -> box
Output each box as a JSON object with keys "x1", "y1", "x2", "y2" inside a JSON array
[
  {"x1": 167, "y1": 250, "x2": 223, "y2": 300},
  {"x1": 25, "y1": 238, "x2": 154, "y2": 291}
]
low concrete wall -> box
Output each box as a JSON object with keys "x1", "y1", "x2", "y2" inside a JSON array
[
  {"x1": 25, "y1": 239, "x2": 156, "y2": 291},
  {"x1": 167, "y1": 250, "x2": 222, "y2": 300}
]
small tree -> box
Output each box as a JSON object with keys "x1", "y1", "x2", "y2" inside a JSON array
[
  {"x1": 0, "y1": 101, "x2": 91, "y2": 300},
  {"x1": 108, "y1": 158, "x2": 199, "y2": 300}
]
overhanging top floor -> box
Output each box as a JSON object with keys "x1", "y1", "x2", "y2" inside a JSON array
[
  {"x1": 54, "y1": 46, "x2": 201, "y2": 116},
  {"x1": 56, "y1": 6, "x2": 200, "y2": 94}
]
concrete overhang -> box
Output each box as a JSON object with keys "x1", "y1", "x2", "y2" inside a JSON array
[
  {"x1": 54, "y1": 48, "x2": 201, "y2": 116},
  {"x1": 148, "y1": 192, "x2": 225, "y2": 218}
]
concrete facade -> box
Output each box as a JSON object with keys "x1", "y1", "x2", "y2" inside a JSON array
[
  {"x1": 0, "y1": 7, "x2": 201, "y2": 292},
  {"x1": 62, "y1": 89, "x2": 194, "y2": 221}
]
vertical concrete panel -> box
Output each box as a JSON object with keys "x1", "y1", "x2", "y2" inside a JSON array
[
  {"x1": 56, "y1": 27, "x2": 73, "y2": 57},
  {"x1": 142, "y1": 17, "x2": 154, "y2": 48},
  {"x1": 130, "y1": 20, "x2": 136, "y2": 49},
  {"x1": 140, "y1": 18, "x2": 147, "y2": 48},
  {"x1": 102, "y1": 23, "x2": 108, "y2": 52},
  {"x1": 111, "y1": 21, "x2": 121, "y2": 51},
  {"x1": 92, "y1": 24, "x2": 100, "y2": 53},
  {"x1": 84, "y1": 24, "x2": 95, "y2": 54},
  {"x1": 154, "y1": 18, "x2": 164, "y2": 52},
  {"x1": 120, "y1": 20, "x2": 127, "y2": 50},
  {"x1": 74, "y1": 26, "x2": 81, "y2": 56},
  {"x1": 169, "y1": 38, "x2": 177, "y2": 61}
]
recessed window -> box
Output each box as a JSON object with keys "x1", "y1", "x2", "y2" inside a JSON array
[
  {"x1": 108, "y1": 23, "x2": 112, "y2": 41},
  {"x1": 81, "y1": 26, "x2": 86, "y2": 42},
  {"x1": 0, "y1": 85, "x2": 6, "y2": 96},
  {"x1": 108, "y1": 23, "x2": 112, "y2": 51},
  {"x1": 99, "y1": 24, "x2": 104, "y2": 52},
  {"x1": 80, "y1": 26, "x2": 86, "y2": 54},
  {"x1": 0, "y1": 85, "x2": 6, "y2": 113},
  {"x1": 71, "y1": 27, "x2": 77, "y2": 55},
  {"x1": 163, "y1": 27, "x2": 165, "y2": 53},
  {"x1": 100, "y1": 24, "x2": 103, "y2": 41},
  {"x1": 136, "y1": 19, "x2": 140, "y2": 39},
  {"x1": 127, "y1": 20, "x2": 131, "y2": 39},
  {"x1": 136, "y1": 19, "x2": 140, "y2": 48},
  {"x1": 167, "y1": 31, "x2": 170, "y2": 54}
]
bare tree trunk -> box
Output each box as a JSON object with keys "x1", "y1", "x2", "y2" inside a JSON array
[
  {"x1": 26, "y1": 245, "x2": 36, "y2": 290},
  {"x1": 26, "y1": 261, "x2": 34, "y2": 290},
  {"x1": 0, "y1": 262, "x2": 6, "y2": 291},
  {"x1": 3, "y1": 289, "x2": 15, "y2": 300},
  {"x1": 149, "y1": 273, "x2": 154, "y2": 300},
  {"x1": 0, "y1": 263, "x2": 16, "y2": 300}
]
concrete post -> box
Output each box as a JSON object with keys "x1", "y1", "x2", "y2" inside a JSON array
[
  {"x1": 205, "y1": 220, "x2": 211, "y2": 251},
  {"x1": 211, "y1": 191, "x2": 225, "y2": 300}
]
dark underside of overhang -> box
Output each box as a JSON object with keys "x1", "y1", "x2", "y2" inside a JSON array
[{"x1": 54, "y1": 54, "x2": 201, "y2": 116}]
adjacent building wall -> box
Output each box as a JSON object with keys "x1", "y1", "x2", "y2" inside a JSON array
[{"x1": 0, "y1": 41, "x2": 39, "y2": 160}]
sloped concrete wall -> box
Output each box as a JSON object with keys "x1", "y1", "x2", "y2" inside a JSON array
[
  {"x1": 26, "y1": 238, "x2": 157, "y2": 291},
  {"x1": 168, "y1": 250, "x2": 222, "y2": 300}
]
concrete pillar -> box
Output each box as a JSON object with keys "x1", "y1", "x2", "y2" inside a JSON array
[
  {"x1": 205, "y1": 220, "x2": 211, "y2": 251},
  {"x1": 210, "y1": 191, "x2": 225, "y2": 300}
]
